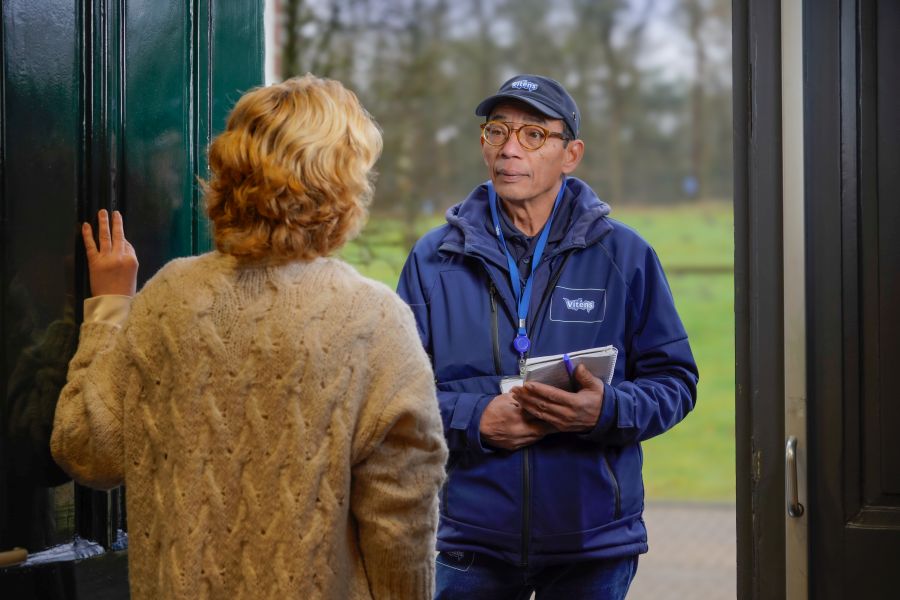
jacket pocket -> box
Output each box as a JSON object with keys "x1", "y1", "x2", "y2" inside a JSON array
[
  {"x1": 530, "y1": 439, "x2": 623, "y2": 536},
  {"x1": 443, "y1": 451, "x2": 523, "y2": 534},
  {"x1": 601, "y1": 453, "x2": 622, "y2": 520}
]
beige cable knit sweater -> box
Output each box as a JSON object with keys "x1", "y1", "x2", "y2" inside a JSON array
[{"x1": 51, "y1": 252, "x2": 447, "y2": 599}]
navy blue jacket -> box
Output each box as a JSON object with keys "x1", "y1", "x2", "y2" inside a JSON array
[{"x1": 397, "y1": 177, "x2": 698, "y2": 567}]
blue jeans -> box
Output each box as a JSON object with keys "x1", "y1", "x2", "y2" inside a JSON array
[{"x1": 434, "y1": 551, "x2": 638, "y2": 600}]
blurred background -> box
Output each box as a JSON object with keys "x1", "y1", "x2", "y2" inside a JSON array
[
  {"x1": 267, "y1": 0, "x2": 735, "y2": 597},
  {"x1": 267, "y1": 0, "x2": 734, "y2": 500}
]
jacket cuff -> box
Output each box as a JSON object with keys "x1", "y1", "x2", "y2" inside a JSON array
[
  {"x1": 467, "y1": 394, "x2": 497, "y2": 454},
  {"x1": 448, "y1": 393, "x2": 496, "y2": 454},
  {"x1": 84, "y1": 295, "x2": 132, "y2": 326},
  {"x1": 579, "y1": 382, "x2": 618, "y2": 443}
]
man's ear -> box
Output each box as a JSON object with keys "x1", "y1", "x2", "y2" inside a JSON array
[{"x1": 561, "y1": 139, "x2": 585, "y2": 175}]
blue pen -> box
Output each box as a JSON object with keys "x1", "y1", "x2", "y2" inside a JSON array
[
  {"x1": 562, "y1": 353, "x2": 577, "y2": 390},
  {"x1": 562, "y1": 353, "x2": 575, "y2": 377}
]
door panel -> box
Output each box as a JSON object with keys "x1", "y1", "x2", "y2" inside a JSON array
[
  {"x1": 123, "y1": 0, "x2": 263, "y2": 281},
  {"x1": 0, "y1": 0, "x2": 261, "y2": 595},
  {"x1": 1, "y1": 0, "x2": 83, "y2": 553},
  {"x1": 807, "y1": 0, "x2": 900, "y2": 598},
  {"x1": 123, "y1": 0, "x2": 197, "y2": 272},
  {"x1": 873, "y1": 1, "x2": 900, "y2": 498}
]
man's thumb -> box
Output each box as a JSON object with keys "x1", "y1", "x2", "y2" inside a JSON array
[{"x1": 574, "y1": 363, "x2": 603, "y2": 390}]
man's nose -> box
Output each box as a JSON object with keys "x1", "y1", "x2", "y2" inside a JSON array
[{"x1": 499, "y1": 132, "x2": 524, "y2": 157}]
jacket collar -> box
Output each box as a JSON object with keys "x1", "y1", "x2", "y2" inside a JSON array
[{"x1": 438, "y1": 177, "x2": 613, "y2": 263}]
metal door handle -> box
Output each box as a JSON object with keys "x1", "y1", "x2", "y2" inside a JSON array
[{"x1": 786, "y1": 436, "x2": 804, "y2": 517}]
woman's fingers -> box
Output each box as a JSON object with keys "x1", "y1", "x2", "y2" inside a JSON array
[
  {"x1": 81, "y1": 222, "x2": 98, "y2": 258},
  {"x1": 97, "y1": 209, "x2": 112, "y2": 252},
  {"x1": 87, "y1": 209, "x2": 131, "y2": 256},
  {"x1": 111, "y1": 210, "x2": 125, "y2": 251}
]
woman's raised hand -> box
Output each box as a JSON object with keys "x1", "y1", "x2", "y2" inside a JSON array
[{"x1": 82, "y1": 209, "x2": 139, "y2": 297}]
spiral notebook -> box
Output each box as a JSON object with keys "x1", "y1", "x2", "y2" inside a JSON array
[{"x1": 500, "y1": 345, "x2": 618, "y2": 393}]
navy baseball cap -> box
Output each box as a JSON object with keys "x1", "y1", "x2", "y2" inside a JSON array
[{"x1": 475, "y1": 74, "x2": 580, "y2": 138}]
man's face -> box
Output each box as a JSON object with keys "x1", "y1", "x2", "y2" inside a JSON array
[{"x1": 481, "y1": 102, "x2": 583, "y2": 207}]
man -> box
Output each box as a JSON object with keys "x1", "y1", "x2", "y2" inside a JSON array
[{"x1": 398, "y1": 74, "x2": 699, "y2": 599}]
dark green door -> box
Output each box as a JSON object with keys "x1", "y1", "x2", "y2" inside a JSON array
[{"x1": 0, "y1": 0, "x2": 262, "y2": 595}]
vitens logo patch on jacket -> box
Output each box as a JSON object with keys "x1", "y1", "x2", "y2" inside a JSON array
[
  {"x1": 549, "y1": 286, "x2": 606, "y2": 323},
  {"x1": 563, "y1": 297, "x2": 595, "y2": 312}
]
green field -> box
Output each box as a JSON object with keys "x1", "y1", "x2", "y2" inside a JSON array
[{"x1": 341, "y1": 201, "x2": 735, "y2": 502}]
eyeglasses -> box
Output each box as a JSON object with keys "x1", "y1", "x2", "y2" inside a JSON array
[{"x1": 480, "y1": 121, "x2": 570, "y2": 151}]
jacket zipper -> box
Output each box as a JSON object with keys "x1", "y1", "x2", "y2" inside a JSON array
[
  {"x1": 522, "y1": 447, "x2": 531, "y2": 566},
  {"x1": 602, "y1": 454, "x2": 622, "y2": 519},
  {"x1": 488, "y1": 275, "x2": 531, "y2": 561},
  {"x1": 519, "y1": 252, "x2": 572, "y2": 568},
  {"x1": 489, "y1": 282, "x2": 501, "y2": 375},
  {"x1": 489, "y1": 277, "x2": 532, "y2": 565}
]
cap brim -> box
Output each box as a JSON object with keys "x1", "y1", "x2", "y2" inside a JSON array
[{"x1": 475, "y1": 93, "x2": 565, "y2": 121}]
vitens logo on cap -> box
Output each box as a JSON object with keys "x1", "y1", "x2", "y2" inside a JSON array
[{"x1": 510, "y1": 79, "x2": 539, "y2": 92}]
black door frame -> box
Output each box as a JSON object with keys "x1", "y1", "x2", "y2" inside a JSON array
[{"x1": 733, "y1": 0, "x2": 786, "y2": 597}]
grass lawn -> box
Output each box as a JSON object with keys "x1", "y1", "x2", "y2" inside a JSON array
[
  {"x1": 641, "y1": 273, "x2": 735, "y2": 501},
  {"x1": 341, "y1": 201, "x2": 736, "y2": 502}
]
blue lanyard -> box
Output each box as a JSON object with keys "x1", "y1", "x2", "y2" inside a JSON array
[{"x1": 488, "y1": 178, "x2": 566, "y2": 365}]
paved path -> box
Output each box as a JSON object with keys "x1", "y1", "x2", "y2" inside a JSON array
[{"x1": 627, "y1": 501, "x2": 736, "y2": 599}]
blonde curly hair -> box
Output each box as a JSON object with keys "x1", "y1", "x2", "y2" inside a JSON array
[{"x1": 204, "y1": 75, "x2": 383, "y2": 262}]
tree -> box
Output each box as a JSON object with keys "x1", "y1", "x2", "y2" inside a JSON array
[{"x1": 569, "y1": 0, "x2": 656, "y2": 206}]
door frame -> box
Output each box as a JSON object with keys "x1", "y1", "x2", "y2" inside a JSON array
[{"x1": 733, "y1": 0, "x2": 787, "y2": 597}]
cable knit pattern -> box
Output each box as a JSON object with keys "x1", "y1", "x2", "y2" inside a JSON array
[{"x1": 51, "y1": 252, "x2": 447, "y2": 600}]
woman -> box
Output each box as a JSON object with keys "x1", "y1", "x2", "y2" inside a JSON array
[{"x1": 51, "y1": 75, "x2": 447, "y2": 599}]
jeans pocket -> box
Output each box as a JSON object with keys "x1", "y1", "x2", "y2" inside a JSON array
[{"x1": 435, "y1": 550, "x2": 475, "y2": 572}]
